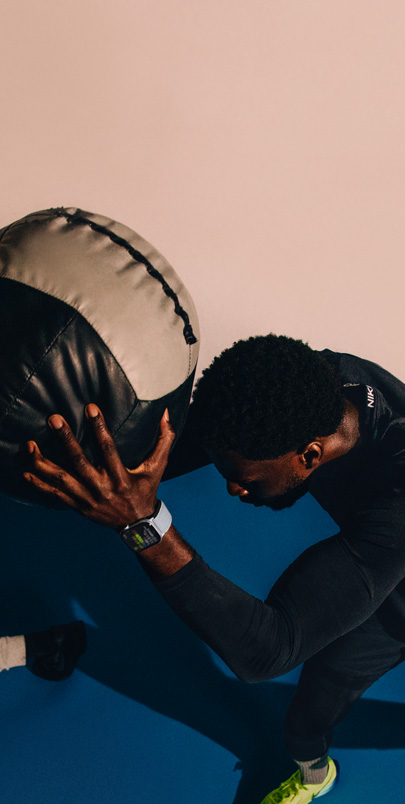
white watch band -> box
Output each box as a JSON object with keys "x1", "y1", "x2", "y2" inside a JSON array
[
  {"x1": 119, "y1": 500, "x2": 172, "y2": 537},
  {"x1": 151, "y1": 500, "x2": 172, "y2": 537}
]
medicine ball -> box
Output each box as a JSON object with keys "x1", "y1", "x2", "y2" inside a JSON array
[{"x1": 0, "y1": 207, "x2": 199, "y2": 506}]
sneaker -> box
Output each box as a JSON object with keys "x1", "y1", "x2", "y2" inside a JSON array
[
  {"x1": 259, "y1": 757, "x2": 339, "y2": 803},
  {"x1": 27, "y1": 621, "x2": 87, "y2": 681}
]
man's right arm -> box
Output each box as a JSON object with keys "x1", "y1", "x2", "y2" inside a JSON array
[{"x1": 148, "y1": 487, "x2": 405, "y2": 682}]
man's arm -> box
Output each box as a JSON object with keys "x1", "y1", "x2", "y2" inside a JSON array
[
  {"x1": 151, "y1": 486, "x2": 405, "y2": 682},
  {"x1": 24, "y1": 405, "x2": 405, "y2": 683}
]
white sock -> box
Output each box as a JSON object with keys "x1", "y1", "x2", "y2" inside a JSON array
[
  {"x1": 0, "y1": 635, "x2": 26, "y2": 672},
  {"x1": 294, "y1": 755, "x2": 329, "y2": 785}
]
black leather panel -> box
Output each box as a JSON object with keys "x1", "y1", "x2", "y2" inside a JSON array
[
  {"x1": 0, "y1": 277, "x2": 78, "y2": 417},
  {"x1": 116, "y1": 372, "x2": 196, "y2": 470},
  {"x1": 0, "y1": 278, "x2": 194, "y2": 506}
]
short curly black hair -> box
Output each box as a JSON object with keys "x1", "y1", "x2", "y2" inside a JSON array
[{"x1": 191, "y1": 334, "x2": 345, "y2": 460}]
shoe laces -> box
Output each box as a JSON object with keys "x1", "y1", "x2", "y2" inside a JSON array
[{"x1": 269, "y1": 771, "x2": 306, "y2": 802}]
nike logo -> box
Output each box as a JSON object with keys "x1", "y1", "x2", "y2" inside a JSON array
[{"x1": 367, "y1": 386, "x2": 375, "y2": 408}]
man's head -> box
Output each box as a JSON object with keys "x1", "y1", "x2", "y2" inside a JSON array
[{"x1": 192, "y1": 334, "x2": 345, "y2": 509}]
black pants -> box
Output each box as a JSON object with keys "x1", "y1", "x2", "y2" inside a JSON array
[
  {"x1": 155, "y1": 555, "x2": 405, "y2": 760},
  {"x1": 284, "y1": 612, "x2": 405, "y2": 759}
]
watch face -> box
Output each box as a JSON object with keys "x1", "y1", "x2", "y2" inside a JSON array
[{"x1": 121, "y1": 522, "x2": 162, "y2": 552}]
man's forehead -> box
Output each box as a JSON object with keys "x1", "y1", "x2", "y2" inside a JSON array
[{"x1": 210, "y1": 449, "x2": 287, "y2": 482}]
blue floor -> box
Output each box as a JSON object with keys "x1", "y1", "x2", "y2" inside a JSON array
[{"x1": 1, "y1": 465, "x2": 404, "y2": 803}]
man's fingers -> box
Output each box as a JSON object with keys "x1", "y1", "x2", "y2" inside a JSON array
[
  {"x1": 26, "y1": 440, "x2": 94, "y2": 504},
  {"x1": 48, "y1": 415, "x2": 99, "y2": 482},
  {"x1": 127, "y1": 411, "x2": 175, "y2": 480},
  {"x1": 150, "y1": 410, "x2": 176, "y2": 467},
  {"x1": 85, "y1": 404, "x2": 128, "y2": 480},
  {"x1": 23, "y1": 471, "x2": 81, "y2": 511}
]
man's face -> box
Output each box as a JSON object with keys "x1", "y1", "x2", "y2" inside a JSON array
[{"x1": 211, "y1": 450, "x2": 311, "y2": 510}]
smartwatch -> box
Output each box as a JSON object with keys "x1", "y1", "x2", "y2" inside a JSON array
[{"x1": 118, "y1": 500, "x2": 172, "y2": 553}]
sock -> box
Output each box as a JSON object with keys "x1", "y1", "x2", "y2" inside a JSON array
[
  {"x1": 294, "y1": 754, "x2": 329, "y2": 785},
  {"x1": 0, "y1": 635, "x2": 26, "y2": 672}
]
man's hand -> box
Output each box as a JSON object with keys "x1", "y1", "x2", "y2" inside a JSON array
[{"x1": 23, "y1": 404, "x2": 176, "y2": 530}]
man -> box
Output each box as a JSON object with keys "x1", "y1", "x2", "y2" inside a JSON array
[{"x1": 23, "y1": 334, "x2": 405, "y2": 803}]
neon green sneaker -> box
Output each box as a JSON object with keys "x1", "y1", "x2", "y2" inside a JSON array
[{"x1": 259, "y1": 757, "x2": 339, "y2": 803}]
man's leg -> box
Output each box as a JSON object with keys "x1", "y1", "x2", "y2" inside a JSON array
[
  {"x1": 284, "y1": 660, "x2": 374, "y2": 784},
  {"x1": 260, "y1": 613, "x2": 405, "y2": 802},
  {"x1": 285, "y1": 612, "x2": 405, "y2": 769}
]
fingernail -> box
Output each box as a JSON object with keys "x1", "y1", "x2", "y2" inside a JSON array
[
  {"x1": 87, "y1": 404, "x2": 99, "y2": 419},
  {"x1": 164, "y1": 408, "x2": 170, "y2": 422},
  {"x1": 26, "y1": 441, "x2": 35, "y2": 454},
  {"x1": 23, "y1": 473, "x2": 32, "y2": 482},
  {"x1": 49, "y1": 414, "x2": 64, "y2": 430}
]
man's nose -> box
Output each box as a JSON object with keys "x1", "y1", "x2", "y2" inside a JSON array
[{"x1": 226, "y1": 480, "x2": 249, "y2": 497}]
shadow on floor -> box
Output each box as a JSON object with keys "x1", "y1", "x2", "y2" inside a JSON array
[{"x1": 1, "y1": 493, "x2": 404, "y2": 804}]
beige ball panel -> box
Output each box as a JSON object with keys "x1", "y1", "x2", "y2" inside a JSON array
[{"x1": 0, "y1": 209, "x2": 199, "y2": 400}]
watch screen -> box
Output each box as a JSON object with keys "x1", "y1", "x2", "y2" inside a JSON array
[{"x1": 121, "y1": 522, "x2": 162, "y2": 552}]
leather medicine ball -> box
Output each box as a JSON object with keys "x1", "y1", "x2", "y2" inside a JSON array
[{"x1": 0, "y1": 207, "x2": 199, "y2": 506}]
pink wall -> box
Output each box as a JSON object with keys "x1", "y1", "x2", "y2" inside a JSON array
[{"x1": 1, "y1": 0, "x2": 404, "y2": 378}]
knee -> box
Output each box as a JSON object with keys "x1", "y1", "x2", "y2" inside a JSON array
[{"x1": 229, "y1": 658, "x2": 285, "y2": 684}]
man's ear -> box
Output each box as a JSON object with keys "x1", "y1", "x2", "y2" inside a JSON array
[{"x1": 299, "y1": 442, "x2": 323, "y2": 470}]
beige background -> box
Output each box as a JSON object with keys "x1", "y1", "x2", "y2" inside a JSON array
[{"x1": 1, "y1": 0, "x2": 404, "y2": 379}]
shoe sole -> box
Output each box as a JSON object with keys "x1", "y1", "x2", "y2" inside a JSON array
[{"x1": 315, "y1": 760, "x2": 339, "y2": 798}]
